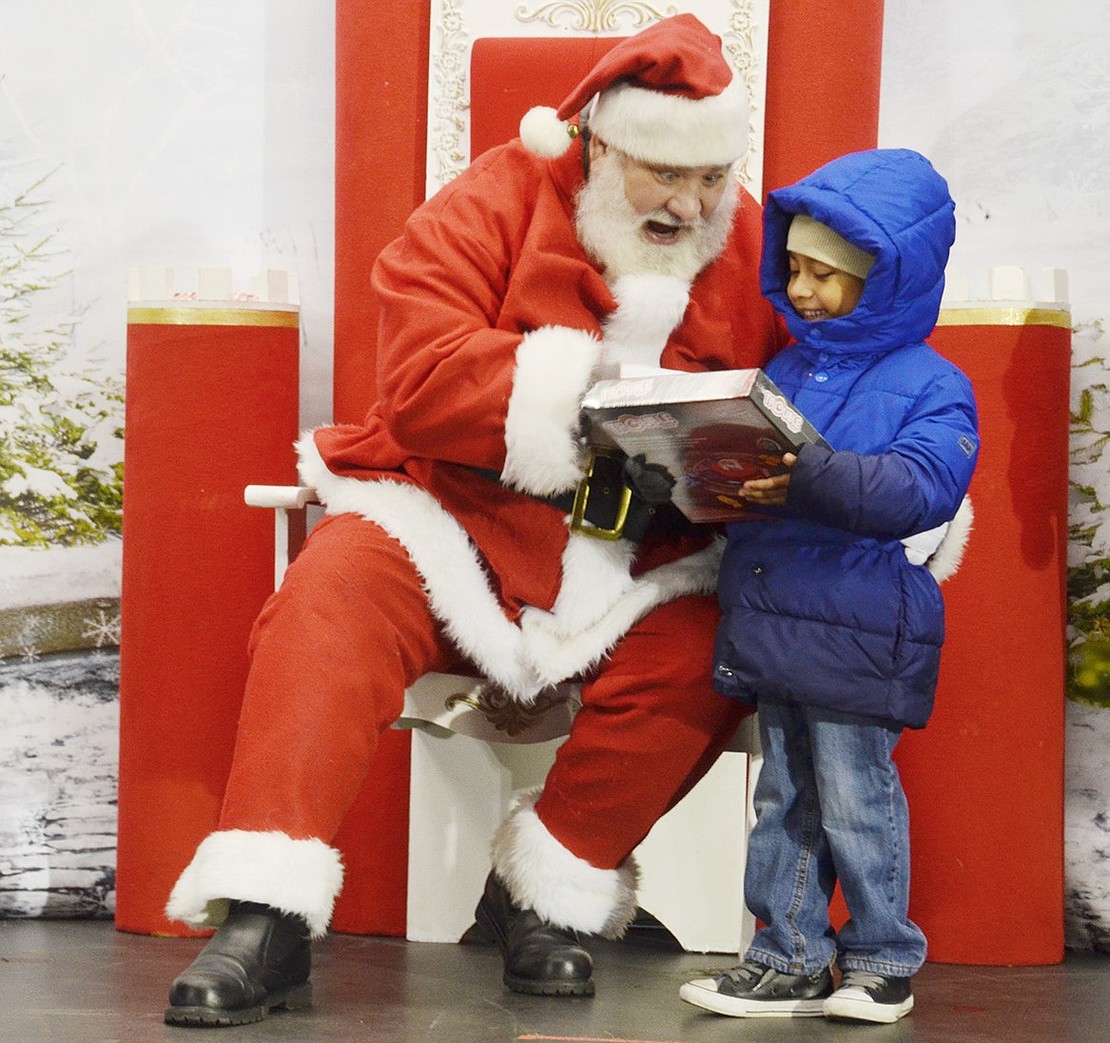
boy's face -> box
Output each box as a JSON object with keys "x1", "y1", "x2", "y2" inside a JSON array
[{"x1": 786, "y1": 252, "x2": 865, "y2": 320}]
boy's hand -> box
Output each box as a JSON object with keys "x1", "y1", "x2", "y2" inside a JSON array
[{"x1": 741, "y1": 452, "x2": 796, "y2": 506}]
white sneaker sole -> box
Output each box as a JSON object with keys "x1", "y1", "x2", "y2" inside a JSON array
[
  {"x1": 679, "y1": 978, "x2": 828, "y2": 1018},
  {"x1": 824, "y1": 991, "x2": 914, "y2": 1023}
]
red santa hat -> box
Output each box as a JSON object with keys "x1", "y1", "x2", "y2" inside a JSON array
[{"x1": 520, "y1": 14, "x2": 749, "y2": 168}]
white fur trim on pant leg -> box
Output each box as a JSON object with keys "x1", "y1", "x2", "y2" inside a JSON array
[
  {"x1": 165, "y1": 830, "x2": 344, "y2": 940},
  {"x1": 491, "y1": 788, "x2": 639, "y2": 939},
  {"x1": 502, "y1": 326, "x2": 601, "y2": 497}
]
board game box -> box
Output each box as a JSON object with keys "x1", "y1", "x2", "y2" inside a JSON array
[{"x1": 580, "y1": 368, "x2": 828, "y2": 523}]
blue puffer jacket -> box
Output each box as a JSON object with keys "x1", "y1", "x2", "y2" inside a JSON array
[{"x1": 713, "y1": 149, "x2": 979, "y2": 729}]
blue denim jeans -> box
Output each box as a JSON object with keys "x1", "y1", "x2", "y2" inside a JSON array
[{"x1": 743, "y1": 699, "x2": 927, "y2": 977}]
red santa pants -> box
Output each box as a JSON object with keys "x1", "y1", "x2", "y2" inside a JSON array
[{"x1": 217, "y1": 512, "x2": 748, "y2": 872}]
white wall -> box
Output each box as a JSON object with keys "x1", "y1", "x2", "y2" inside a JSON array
[{"x1": 879, "y1": 1, "x2": 1107, "y2": 313}]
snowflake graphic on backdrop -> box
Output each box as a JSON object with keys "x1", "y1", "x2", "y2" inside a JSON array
[{"x1": 81, "y1": 608, "x2": 121, "y2": 648}]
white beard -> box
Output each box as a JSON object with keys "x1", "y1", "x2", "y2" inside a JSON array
[{"x1": 575, "y1": 156, "x2": 739, "y2": 284}]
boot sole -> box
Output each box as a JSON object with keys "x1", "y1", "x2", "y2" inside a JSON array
[
  {"x1": 474, "y1": 898, "x2": 595, "y2": 997},
  {"x1": 164, "y1": 981, "x2": 313, "y2": 1026},
  {"x1": 504, "y1": 974, "x2": 595, "y2": 997}
]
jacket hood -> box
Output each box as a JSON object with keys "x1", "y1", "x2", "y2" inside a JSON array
[{"x1": 761, "y1": 148, "x2": 956, "y2": 360}]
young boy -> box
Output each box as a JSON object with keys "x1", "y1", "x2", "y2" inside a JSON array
[{"x1": 679, "y1": 148, "x2": 979, "y2": 1023}]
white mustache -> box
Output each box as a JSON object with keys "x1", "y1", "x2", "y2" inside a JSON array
[{"x1": 646, "y1": 212, "x2": 695, "y2": 230}]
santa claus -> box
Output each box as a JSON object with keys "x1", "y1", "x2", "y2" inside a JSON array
[{"x1": 163, "y1": 13, "x2": 786, "y2": 1027}]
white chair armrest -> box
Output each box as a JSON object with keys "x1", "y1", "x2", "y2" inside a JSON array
[
  {"x1": 244, "y1": 484, "x2": 318, "y2": 588},
  {"x1": 244, "y1": 484, "x2": 318, "y2": 510}
]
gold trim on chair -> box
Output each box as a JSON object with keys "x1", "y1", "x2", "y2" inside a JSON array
[
  {"x1": 126, "y1": 305, "x2": 300, "y2": 327},
  {"x1": 937, "y1": 306, "x2": 1072, "y2": 329}
]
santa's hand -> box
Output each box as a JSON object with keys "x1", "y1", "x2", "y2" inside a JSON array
[{"x1": 624, "y1": 453, "x2": 676, "y2": 504}]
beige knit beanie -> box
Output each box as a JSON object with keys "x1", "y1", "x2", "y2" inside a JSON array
[{"x1": 787, "y1": 214, "x2": 875, "y2": 279}]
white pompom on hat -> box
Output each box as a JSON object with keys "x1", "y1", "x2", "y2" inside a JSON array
[
  {"x1": 519, "y1": 14, "x2": 749, "y2": 168},
  {"x1": 787, "y1": 214, "x2": 876, "y2": 280}
]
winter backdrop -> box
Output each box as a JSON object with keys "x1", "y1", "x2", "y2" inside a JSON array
[{"x1": 0, "y1": 0, "x2": 1106, "y2": 951}]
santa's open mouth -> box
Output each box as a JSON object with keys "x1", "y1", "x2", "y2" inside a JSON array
[{"x1": 643, "y1": 220, "x2": 685, "y2": 244}]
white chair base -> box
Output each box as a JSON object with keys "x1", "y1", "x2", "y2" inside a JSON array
[{"x1": 405, "y1": 725, "x2": 759, "y2": 953}]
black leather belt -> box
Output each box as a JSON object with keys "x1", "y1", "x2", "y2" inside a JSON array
[{"x1": 473, "y1": 450, "x2": 684, "y2": 543}]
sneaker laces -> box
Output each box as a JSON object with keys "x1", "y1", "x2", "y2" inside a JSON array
[
  {"x1": 839, "y1": 970, "x2": 887, "y2": 991},
  {"x1": 715, "y1": 961, "x2": 768, "y2": 988}
]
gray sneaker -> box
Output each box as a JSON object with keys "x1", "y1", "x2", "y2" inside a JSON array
[
  {"x1": 680, "y1": 959, "x2": 834, "y2": 1018},
  {"x1": 824, "y1": 970, "x2": 914, "y2": 1023}
]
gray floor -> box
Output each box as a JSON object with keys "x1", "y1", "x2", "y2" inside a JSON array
[{"x1": 1, "y1": 918, "x2": 1107, "y2": 1042}]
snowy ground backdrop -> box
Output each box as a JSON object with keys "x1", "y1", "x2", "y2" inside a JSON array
[{"x1": 0, "y1": 651, "x2": 118, "y2": 918}]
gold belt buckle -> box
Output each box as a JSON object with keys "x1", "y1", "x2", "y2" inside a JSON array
[{"x1": 569, "y1": 449, "x2": 632, "y2": 541}]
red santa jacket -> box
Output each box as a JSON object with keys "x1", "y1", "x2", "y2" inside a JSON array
[{"x1": 299, "y1": 140, "x2": 784, "y2": 700}]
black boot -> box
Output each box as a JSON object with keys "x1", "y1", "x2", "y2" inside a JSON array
[
  {"x1": 474, "y1": 871, "x2": 594, "y2": 996},
  {"x1": 164, "y1": 901, "x2": 312, "y2": 1026}
]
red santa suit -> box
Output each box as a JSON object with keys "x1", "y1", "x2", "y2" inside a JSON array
[{"x1": 166, "y1": 91, "x2": 785, "y2": 944}]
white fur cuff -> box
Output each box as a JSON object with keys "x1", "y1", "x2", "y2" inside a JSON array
[
  {"x1": 926, "y1": 495, "x2": 974, "y2": 583},
  {"x1": 165, "y1": 830, "x2": 345, "y2": 940},
  {"x1": 501, "y1": 326, "x2": 602, "y2": 497},
  {"x1": 491, "y1": 788, "x2": 638, "y2": 938}
]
